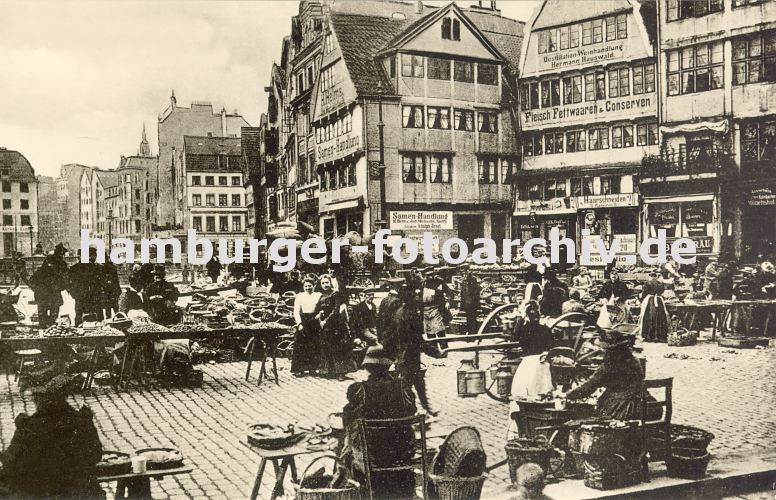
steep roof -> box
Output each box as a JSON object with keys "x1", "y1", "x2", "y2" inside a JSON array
[
  {"x1": 533, "y1": 0, "x2": 632, "y2": 29},
  {"x1": 0, "y1": 148, "x2": 36, "y2": 182},
  {"x1": 183, "y1": 136, "x2": 241, "y2": 156},
  {"x1": 464, "y1": 8, "x2": 525, "y2": 74},
  {"x1": 94, "y1": 170, "x2": 119, "y2": 188}
]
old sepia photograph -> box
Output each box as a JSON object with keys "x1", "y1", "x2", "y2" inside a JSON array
[{"x1": 0, "y1": 0, "x2": 775, "y2": 498}]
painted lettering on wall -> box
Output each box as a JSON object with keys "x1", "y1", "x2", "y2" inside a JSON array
[
  {"x1": 541, "y1": 43, "x2": 625, "y2": 71},
  {"x1": 317, "y1": 134, "x2": 361, "y2": 164},
  {"x1": 320, "y1": 87, "x2": 345, "y2": 116},
  {"x1": 523, "y1": 96, "x2": 653, "y2": 129}
]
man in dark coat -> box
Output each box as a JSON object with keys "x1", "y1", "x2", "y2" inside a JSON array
[
  {"x1": 0, "y1": 374, "x2": 104, "y2": 499},
  {"x1": 143, "y1": 265, "x2": 181, "y2": 325},
  {"x1": 540, "y1": 270, "x2": 568, "y2": 318},
  {"x1": 352, "y1": 289, "x2": 378, "y2": 345},
  {"x1": 29, "y1": 243, "x2": 69, "y2": 328},
  {"x1": 376, "y1": 278, "x2": 404, "y2": 345},
  {"x1": 459, "y1": 266, "x2": 481, "y2": 335},
  {"x1": 205, "y1": 256, "x2": 222, "y2": 283},
  {"x1": 597, "y1": 270, "x2": 630, "y2": 303},
  {"x1": 101, "y1": 258, "x2": 122, "y2": 318},
  {"x1": 67, "y1": 248, "x2": 104, "y2": 324}
]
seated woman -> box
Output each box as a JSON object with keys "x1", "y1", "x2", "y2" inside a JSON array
[
  {"x1": 0, "y1": 374, "x2": 104, "y2": 499},
  {"x1": 561, "y1": 329, "x2": 644, "y2": 420},
  {"x1": 340, "y1": 346, "x2": 417, "y2": 500}
]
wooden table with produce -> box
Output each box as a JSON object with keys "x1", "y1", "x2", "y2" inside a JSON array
[{"x1": 96, "y1": 448, "x2": 190, "y2": 500}]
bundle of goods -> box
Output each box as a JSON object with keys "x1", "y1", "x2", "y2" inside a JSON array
[
  {"x1": 247, "y1": 423, "x2": 306, "y2": 450},
  {"x1": 569, "y1": 420, "x2": 645, "y2": 490},
  {"x1": 42, "y1": 323, "x2": 80, "y2": 337},
  {"x1": 134, "y1": 448, "x2": 185, "y2": 470},
  {"x1": 86, "y1": 325, "x2": 125, "y2": 338},
  {"x1": 431, "y1": 427, "x2": 488, "y2": 500},
  {"x1": 505, "y1": 435, "x2": 556, "y2": 483},
  {"x1": 667, "y1": 328, "x2": 698, "y2": 347},
  {"x1": 296, "y1": 455, "x2": 360, "y2": 500},
  {"x1": 95, "y1": 451, "x2": 131, "y2": 476},
  {"x1": 128, "y1": 320, "x2": 170, "y2": 334},
  {"x1": 168, "y1": 323, "x2": 212, "y2": 333}
]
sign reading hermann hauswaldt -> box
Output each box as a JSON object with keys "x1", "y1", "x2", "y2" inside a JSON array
[
  {"x1": 522, "y1": 93, "x2": 655, "y2": 130},
  {"x1": 390, "y1": 211, "x2": 453, "y2": 231},
  {"x1": 540, "y1": 42, "x2": 625, "y2": 71}
]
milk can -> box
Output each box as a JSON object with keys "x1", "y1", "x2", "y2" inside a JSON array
[
  {"x1": 457, "y1": 359, "x2": 476, "y2": 397},
  {"x1": 464, "y1": 369, "x2": 486, "y2": 396},
  {"x1": 495, "y1": 365, "x2": 514, "y2": 398}
]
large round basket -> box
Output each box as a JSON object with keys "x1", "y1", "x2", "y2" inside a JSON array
[
  {"x1": 666, "y1": 449, "x2": 711, "y2": 480},
  {"x1": 429, "y1": 473, "x2": 487, "y2": 500},
  {"x1": 296, "y1": 455, "x2": 360, "y2": 500},
  {"x1": 504, "y1": 438, "x2": 554, "y2": 483}
]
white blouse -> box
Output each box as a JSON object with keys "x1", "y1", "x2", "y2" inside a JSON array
[{"x1": 294, "y1": 292, "x2": 321, "y2": 323}]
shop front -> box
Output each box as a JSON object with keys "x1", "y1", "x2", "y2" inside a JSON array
[
  {"x1": 513, "y1": 197, "x2": 577, "y2": 263},
  {"x1": 740, "y1": 184, "x2": 776, "y2": 261},
  {"x1": 576, "y1": 193, "x2": 639, "y2": 271},
  {"x1": 642, "y1": 194, "x2": 719, "y2": 257},
  {"x1": 320, "y1": 197, "x2": 365, "y2": 238}
]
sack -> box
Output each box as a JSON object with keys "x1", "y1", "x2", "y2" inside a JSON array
[
  {"x1": 511, "y1": 355, "x2": 553, "y2": 400},
  {"x1": 597, "y1": 306, "x2": 613, "y2": 329}
]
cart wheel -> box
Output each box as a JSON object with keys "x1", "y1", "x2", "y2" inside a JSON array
[
  {"x1": 484, "y1": 372, "x2": 510, "y2": 403},
  {"x1": 352, "y1": 277, "x2": 374, "y2": 288}
]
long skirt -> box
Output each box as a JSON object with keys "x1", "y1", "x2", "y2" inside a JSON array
[
  {"x1": 291, "y1": 312, "x2": 320, "y2": 374},
  {"x1": 319, "y1": 319, "x2": 357, "y2": 376},
  {"x1": 639, "y1": 295, "x2": 670, "y2": 342}
]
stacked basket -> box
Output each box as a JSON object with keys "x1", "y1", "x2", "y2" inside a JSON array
[{"x1": 430, "y1": 427, "x2": 488, "y2": 500}]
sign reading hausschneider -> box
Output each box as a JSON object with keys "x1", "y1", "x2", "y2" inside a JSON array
[{"x1": 389, "y1": 211, "x2": 453, "y2": 231}]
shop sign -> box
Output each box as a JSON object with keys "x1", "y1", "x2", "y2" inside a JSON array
[
  {"x1": 648, "y1": 236, "x2": 714, "y2": 254},
  {"x1": 584, "y1": 254, "x2": 635, "y2": 267},
  {"x1": 522, "y1": 93, "x2": 654, "y2": 130},
  {"x1": 320, "y1": 85, "x2": 346, "y2": 116},
  {"x1": 749, "y1": 187, "x2": 776, "y2": 206},
  {"x1": 406, "y1": 234, "x2": 440, "y2": 254},
  {"x1": 514, "y1": 197, "x2": 576, "y2": 214},
  {"x1": 1, "y1": 226, "x2": 32, "y2": 233},
  {"x1": 576, "y1": 193, "x2": 638, "y2": 209},
  {"x1": 390, "y1": 211, "x2": 453, "y2": 231},
  {"x1": 539, "y1": 41, "x2": 625, "y2": 72},
  {"x1": 316, "y1": 132, "x2": 361, "y2": 164}
]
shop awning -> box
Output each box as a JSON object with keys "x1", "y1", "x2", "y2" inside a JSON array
[
  {"x1": 320, "y1": 196, "x2": 363, "y2": 214},
  {"x1": 643, "y1": 194, "x2": 714, "y2": 203},
  {"x1": 661, "y1": 119, "x2": 729, "y2": 136}
]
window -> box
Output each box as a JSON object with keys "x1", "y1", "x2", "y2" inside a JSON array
[
  {"x1": 389, "y1": 56, "x2": 396, "y2": 78},
  {"x1": 232, "y1": 216, "x2": 242, "y2": 232},
  {"x1": 1, "y1": 182, "x2": 9, "y2": 192},
  {"x1": 478, "y1": 64, "x2": 498, "y2": 85},
  {"x1": 442, "y1": 18, "x2": 451, "y2": 39},
  {"x1": 402, "y1": 106, "x2": 424, "y2": 128},
  {"x1": 402, "y1": 155, "x2": 425, "y2": 183},
  {"x1": 559, "y1": 24, "x2": 579, "y2": 50},
  {"x1": 338, "y1": 164, "x2": 349, "y2": 188},
  {"x1": 453, "y1": 19, "x2": 460, "y2": 41},
  {"x1": 633, "y1": 64, "x2": 656, "y2": 94},
  {"x1": 741, "y1": 119, "x2": 776, "y2": 163},
  {"x1": 428, "y1": 57, "x2": 451, "y2": 80},
  {"x1": 427, "y1": 107, "x2": 451, "y2": 129},
  {"x1": 478, "y1": 158, "x2": 498, "y2": 184},
  {"x1": 733, "y1": 32, "x2": 776, "y2": 85},
  {"x1": 206, "y1": 216, "x2": 215, "y2": 232},
  {"x1": 477, "y1": 112, "x2": 498, "y2": 133},
  {"x1": 523, "y1": 133, "x2": 543, "y2": 156},
  {"x1": 585, "y1": 71, "x2": 607, "y2": 100},
  {"x1": 0, "y1": 168, "x2": 8, "y2": 177},
  {"x1": 20, "y1": 215, "x2": 30, "y2": 226},
  {"x1": 454, "y1": 61, "x2": 474, "y2": 82},
  {"x1": 563, "y1": 75, "x2": 582, "y2": 104},
  {"x1": 566, "y1": 130, "x2": 586, "y2": 152},
  {"x1": 192, "y1": 176, "x2": 201, "y2": 186},
  {"x1": 232, "y1": 176, "x2": 241, "y2": 186},
  {"x1": 1, "y1": 199, "x2": 8, "y2": 209},
  {"x1": 601, "y1": 176, "x2": 621, "y2": 195},
  {"x1": 19, "y1": 182, "x2": 28, "y2": 193},
  {"x1": 667, "y1": 42, "x2": 724, "y2": 95},
  {"x1": 608, "y1": 67, "x2": 630, "y2": 97},
  {"x1": 206, "y1": 194, "x2": 215, "y2": 206},
  {"x1": 606, "y1": 14, "x2": 627, "y2": 41},
  {"x1": 324, "y1": 33, "x2": 334, "y2": 54},
  {"x1": 205, "y1": 176, "x2": 214, "y2": 186},
  {"x1": 219, "y1": 216, "x2": 229, "y2": 232},
  {"x1": 637, "y1": 123, "x2": 659, "y2": 146},
  {"x1": 401, "y1": 54, "x2": 424, "y2": 77},
  {"x1": 592, "y1": 19, "x2": 603, "y2": 43},
  {"x1": 328, "y1": 168, "x2": 337, "y2": 190},
  {"x1": 430, "y1": 155, "x2": 452, "y2": 183},
  {"x1": 582, "y1": 21, "x2": 592, "y2": 45},
  {"x1": 544, "y1": 132, "x2": 564, "y2": 154},
  {"x1": 589, "y1": 127, "x2": 610, "y2": 150},
  {"x1": 218, "y1": 176, "x2": 227, "y2": 186},
  {"x1": 572, "y1": 177, "x2": 594, "y2": 196},
  {"x1": 541, "y1": 79, "x2": 561, "y2": 107},
  {"x1": 232, "y1": 194, "x2": 240, "y2": 206},
  {"x1": 347, "y1": 161, "x2": 356, "y2": 186},
  {"x1": 501, "y1": 159, "x2": 518, "y2": 184},
  {"x1": 219, "y1": 194, "x2": 227, "y2": 206},
  {"x1": 545, "y1": 179, "x2": 567, "y2": 199},
  {"x1": 454, "y1": 109, "x2": 474, "y2": 131},
  {"x1": 320, "y1": 66, "x2": 334, "y2": 92},
  {"x1": 538, "y1": 30, "x2": 558, "y2": 54},
  {"x1": 192, "y1": 194, "x2": 202, "y2": 206},
  {"x1": 612, "y1": 125, "x2": 634, "y2": 148},
  {"x1": 667, "y1": 0, "x2": 723, "y2": 21},
  {"x1": 2, "y1": 215, "x2": 11, "y2": 225},
  {"x1": 192, "y1": 216, "x2": 202, "y2": 231}
]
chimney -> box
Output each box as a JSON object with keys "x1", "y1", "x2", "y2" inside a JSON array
[
  {"x1": 170, "y1": 89, "x2": 177, "y2": 108},
  {"x1": 490, "y1": 1, "x2": 497, "y2": 10},
  {"x1": 415, "y1": 0, "x2": 422, "y2": 14},
  {"x1": 221, "y1": 107, "x2": 227, "y2": 136}
]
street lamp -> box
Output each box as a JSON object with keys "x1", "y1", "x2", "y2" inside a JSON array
[
  {"x1": 376, "y1": 81, "x2": 387, "y2": 225},
  {"x1": 28, "y1": 225, "x2": 33, "y2": 256},
  {"x1": 106, "y1": 208, "x2": 115, "y2": 249}
]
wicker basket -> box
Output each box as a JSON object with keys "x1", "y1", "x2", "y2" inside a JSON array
[
  {"x1": 583, "y1": 454, "x2": 644, "y2": 490},
  {"x1": 648, "y1": 424, "x2": 714, "y2": 455},
  {"x1": 666, "y1": 449, "x2": 711, "y2": 479},
  {"x1": 296, "y1": 455, "x2": 360, "y2": 500},
  {"x1": 434, "y1": 427, "x2": 486, "y2": 478},
  {"x1": 505, "y1": 437, "x2": 554, "y2": 483},
  {"x1": 429, "y1": 473, "x2": 487, "y2": 500}
]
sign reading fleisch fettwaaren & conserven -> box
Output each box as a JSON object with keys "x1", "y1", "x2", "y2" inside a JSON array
[{"x1": 523, "y1": 93, "x2": 655, "y2": 130}]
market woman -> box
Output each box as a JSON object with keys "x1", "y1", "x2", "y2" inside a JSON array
[
  {"x1": 422, "y1": 270, "x2": 450, "y2": 353},
  {"x1": 315, "y1": 274, "x2": 356, "y2": 379},
  {"x1": 291, "y1": 277, "x2": 321, "y2": 376},
  {"x1": 562, "y1": 329, "x2": 645, "y2": 420},
  {"x1": 639, "y1": 271, "x2": 671, "y2": 343}
]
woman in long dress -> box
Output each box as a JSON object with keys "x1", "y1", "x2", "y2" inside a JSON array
[
  {"x1": 422, "y1": 273, "x2": 450, "y2": 353},
  {"x1": 316, "y1": 275, "x2": 357, "y2": 379},
  {"x1": 639, "y1": 271, "x2": 670, "y2": 342},
  {"x1": 292, "y1": 278, "x2": 321, "y2": 376}
]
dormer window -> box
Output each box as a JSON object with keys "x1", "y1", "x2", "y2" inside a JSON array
[{"x1": 441, "y1": 18, "x2": 461, "y2": 41}]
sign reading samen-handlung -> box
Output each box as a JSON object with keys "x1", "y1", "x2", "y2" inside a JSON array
[
  {"x1": 390, "y1": 211, "x2": 453, "y2": 231},
  {"x1": 523, "y1": 93, "x2": 655, "y2": 130}
]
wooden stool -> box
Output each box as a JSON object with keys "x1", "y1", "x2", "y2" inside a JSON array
[{"x1": 14, "y1": 349, "x2": 42, "y2": 384}]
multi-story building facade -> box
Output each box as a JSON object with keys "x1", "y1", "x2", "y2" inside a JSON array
[
  {"x1": 156, "y1": 92, "x2": 249, "y2": 234},
  {"x1": 517, "y1": 0, "x2": 658, "y2": 269},
  {"x1": 241, "y1": 124, "x2": 263, "y2": 238},
  {"x1": 54, "y1": 163, "x2": 91, "y2": 252},
  {"x1": 308, "y1": 0, "x2": 523, "y2": 247},
  {"x1": 36, "y1": 175, "x2": 64, "y2": 252},
  {"x1": 0, "y1": 148, "x2": 39, "y2": 257},
  {"x1": 92, "y1": 170, "x2": 118, "y2": 242},
  {"x1": 183, "y1": 135, "x2": 247, "y2": 252},
  {"x1": 650, "y1": 0, "x2": 776, "y2": 261}
]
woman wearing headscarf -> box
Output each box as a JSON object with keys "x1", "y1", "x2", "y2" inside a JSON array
[
  {"x1": 421, "y1": 270, "x2": 451, "y2": 353},
  {"x1": 292, "y1": 277, "x2": 321, "y2": 376},
  {"x1": 315, "y1": 274, "x2": 356, "y2": 379},
  {"x1": 639, "y1": 271, "x2": 670, "y2": 343}
]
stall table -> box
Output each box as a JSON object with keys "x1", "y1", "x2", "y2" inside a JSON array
[{"x1": 99, "y1": 466, "x2": 192, "y2": 500}]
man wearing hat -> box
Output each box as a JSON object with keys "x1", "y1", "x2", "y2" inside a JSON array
[
  {"x1": 0, "y1": 374, "x2": 104, "y2": 499},
  {"x1": 67, "y1": 247, "x2": 103, "y2": 325},
  {"x1": 29, "y1": 243, "x2": 69, "y2": 328},
  {"x1": 561, "y1": 328, "x2": 646, "y2": 420},
  {"x1": 351, "y1": 287, "x2": 379, "y2": 346},
  {"x1": 143, "y1": 265, "x2": 181, "y2": 325},
  {"x1": 459, "y1": 265, "x2": 481, "y2": 336},
  {"x1": 339, "y1": 346, "x2": 416, "y2": 500},
  {"x1": 375, "y1": 276, "x2": 405, "y2": 345}
]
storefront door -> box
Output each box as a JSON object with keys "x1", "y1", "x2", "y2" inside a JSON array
[{"x1": 458, "y1": 215, "x2": 485, "y2": 250}]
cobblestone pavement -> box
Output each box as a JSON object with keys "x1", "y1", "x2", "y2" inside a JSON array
[{"x1": 0, "y1": 335, "x2": 775, "y2": 499}]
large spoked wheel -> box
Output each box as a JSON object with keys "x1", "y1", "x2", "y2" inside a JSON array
[{"x1": 474, "y1": 303, "x2": 522, "y2": 403}]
